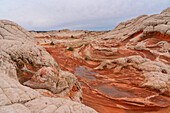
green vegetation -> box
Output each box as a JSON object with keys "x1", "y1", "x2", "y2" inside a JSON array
[
  {"x1": 71, "y1": 35, "x2": 74, "y2": 38},
  {"x1": 50, "y1": 41, "x2": 55, "y2": 45},
  {"x1": 84, "y1": 56, "x2": 88, "y2": 60},
  {"x1": 71, "y1": 35, "x2": 78, "y2": 39},
  {"x1": 65, "y1": 47, "x2": 74, "y2": 52},
  {"x1": 68, "y1": 47, "x2": 74, "y2": 51}
]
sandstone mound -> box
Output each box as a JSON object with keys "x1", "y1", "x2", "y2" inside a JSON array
[
  {"x1": 0, "y1": 20, "x2": 97, "y2": 113},
  {"x1": 73, "y1": 7, "x2": 170, "y2": 94},
  {"x1": 34, "y1": 8, "x2": 170, "y2": 113}
]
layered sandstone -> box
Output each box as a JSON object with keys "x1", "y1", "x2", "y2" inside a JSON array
[
  {"x1": 0, "y1": 7, "x2": 169, "y2": 113},
  {"x1": 34, "y1": 8, "x2": 170, "y2": 113},
  {"x1": 0, "y1": 20, "x2": 97, "y2": 113}
]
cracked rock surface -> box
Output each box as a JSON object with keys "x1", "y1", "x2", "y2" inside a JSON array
[
  {"x1": 0, "y1": 20, "x2": 97, "y2": 113},
  {"x1": 33, "y1": 8, "x2": 170, "y2": 113}
]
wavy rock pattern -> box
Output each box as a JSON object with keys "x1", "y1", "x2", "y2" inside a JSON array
[
  {"x1": 1, "y1": 7, "x2": 170, "y2": 113},
  {"x1": 34, "y1": 8, "x2": 170, "y2": 113},
  {"x1": 0, "y1": 20, "x2": 97, "y2": 113}
]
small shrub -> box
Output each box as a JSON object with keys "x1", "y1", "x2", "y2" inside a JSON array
[
  {"x1": 84, "y1": 56, "x2": 88, "y2": 60},
  {"x1": 71, "y1": 35, "x2": 74, "y2": 38},
  {"x1": 68, "y1": 47, "x2": 74, "y2": 51},
  {"x1": 71, "y1": 35, "x2": 78, "y2": 39},
  {"x1": 65, "y1": 47, "x2": 74, "y2": 52},
  {"x1": 50, "y1": 41, "x2": 55, "y2": 45}
]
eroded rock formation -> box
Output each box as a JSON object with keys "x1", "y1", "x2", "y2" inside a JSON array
[
  {"x1": 33, "y1": 8, "x2": 170, "y2": 113},
  {"x1": 0, "y1": 20, "x2": 97, "y2": 113},
  {"x1": 0, "y1": 7, "x2": 170, "y2": 113}
]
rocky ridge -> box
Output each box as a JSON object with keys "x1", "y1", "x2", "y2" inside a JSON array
[
  {"x1": 33, "y1": 8, "x2": 170, "y2": 113},
  {"x1": 0, "y1": 20, "x2": 97, "y2": 113},
  {"x1": 0, "y1": 7, "x2": 170, "y2": 113}
]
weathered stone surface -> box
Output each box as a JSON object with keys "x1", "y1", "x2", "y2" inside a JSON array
[
  {"x1": 24, "y1": 67, "x2": 82, "y2": 102},
  {"x1": 0, "y1": 20, "x2": 97, "y2": 113},
  {"x1": 25, "y1": 97, "x2": 96, "y2": 113},
  {"x1": 142, "y1": 72, "x2": 170, "y2": 93},
  {"x1": 1, "y1": 7, "x2": 170, "y2": 113},
  {"x1": 34, "y1": 8, "x2": 170, "y2": 113},
  {"x1": 0, "y1": 104, "x2": 31, "y2": 113}
]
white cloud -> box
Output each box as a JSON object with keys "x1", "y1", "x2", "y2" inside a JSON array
[{"x1": 0, "y1": 0, "x2": 169, "y2": 30}]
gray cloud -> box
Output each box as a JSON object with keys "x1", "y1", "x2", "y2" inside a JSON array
[{"x1": 0, "y1": 0, "x2": 169, "y2": 31}]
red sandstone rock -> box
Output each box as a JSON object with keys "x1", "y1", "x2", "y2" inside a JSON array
[
  {"x1": 1, "y1": 7, "x2": 169, "y2": 113},
  {"x1": 36, "y1": 8, "x2": 170, "y2": 113}
]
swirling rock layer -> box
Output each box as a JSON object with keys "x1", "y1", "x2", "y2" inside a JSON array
[
  {"x1": 35, "y1": 8, "x2": 170, "y2": 113},
  {"x1": 0, "y1": 20, "x2": 97, "y2": 113}
]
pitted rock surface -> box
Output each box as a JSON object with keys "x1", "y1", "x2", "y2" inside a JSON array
[{"x1": 0, "y1": 20, "x2": 97, "y2": 113}]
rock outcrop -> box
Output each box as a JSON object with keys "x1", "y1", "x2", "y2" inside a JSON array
[
  {"x1": 1, "y1": 7, "x2": 170, "y2": 113},
  {"x1": 34, "y1": 8, "x2": 170, "y2": 113},
  {"x1": 0, "y1": 20, "x2": 97, "y2": 113}
]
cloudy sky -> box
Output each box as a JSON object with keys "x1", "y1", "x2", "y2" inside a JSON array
[{"x1": 0, "y1": 0, "x2": 169, "y2": 31}]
